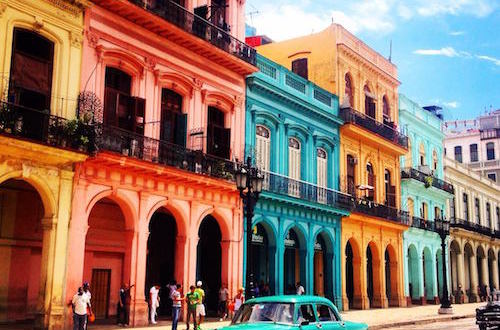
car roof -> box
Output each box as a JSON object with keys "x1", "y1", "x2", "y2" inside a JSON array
[{"x1": 246, "y1": 295, "x2": 335, "y2": 305}]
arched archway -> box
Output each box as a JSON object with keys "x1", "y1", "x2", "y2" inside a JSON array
[
  {"x1": 449, "y1": 240, "x2": 461, "y2": 299},
  {"x1": 385, "y1": 244, "x2": 399, "y2": 306},
  {"x1": 464, "y1": 243, "x2": 475, "y2": 301},
  {"x1": 313, "y1": 231, "x2": 334, "y2": 301},
  {"x1": 251, "y1": 222, "x2": 276, "y2": 295},
  {"x1": 407, "y1": 244, "x2": 419, "y2": 303},
  {"x1": 423, "y1": 247, "x2": 435, "y2": 303},
  {"x1": 477, "y1": 246, "x2": 487, "y2": 290},
  {"x1": 283, "y1": 226, "x2": 306, "y2": 295},
  {"x1": 84, "y1": 197, "x2": 132, "y2": 320},
  {"x1": 366, "y1": 241, "x2": 382, "y2": 308},
  {"x1": 0, "y1": 179, "x2": 45, "y2": 323},
  {"x1": 488, "y1": 249, "x2": 496, "y2": 290},
  {"x1": 196, "y1": 215, "x2": 222, "y2": 316},
  {"x1": 345, "y1": 238, "x2": 361, "y2": 309}
]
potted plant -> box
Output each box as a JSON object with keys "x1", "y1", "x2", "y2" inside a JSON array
[
  {"x1": 78, "y1": 135, "x2": 89, "y2": 152},
  {"x1": 424, "y1": 175, "x2": 433, "y2": 188},
  {"x1": 63, "y1": 119, "x2": 78, "y2": 147}
]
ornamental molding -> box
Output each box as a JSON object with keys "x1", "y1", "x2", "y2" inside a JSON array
[
  {"x1": 44, "y1": 0, "x2": 89, "y2": 16},
  {"x1": 70, "y1": 30, "x2": 83, "y2": 48},
  {"x1": 0, "y1": 2, "x2": 7, "y2": 18},
  {"x1": 86, "y1": 30, "x2": 99, "y2": 48}
]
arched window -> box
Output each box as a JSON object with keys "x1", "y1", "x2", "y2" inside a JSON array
[
  {"x1": 405, "y1": 138, "x2": 413, "y2": 168},
  {"x1": 434, "y1": 206, "x2": 441, "y2": 220},
  {"x1": 366, "y1": 162, "x2": 375, "y2": 201},
  {"x1": 407, "y1": 198, "x2": 414, "y2": 217},
  {"x1": 207, "y1": 106, "x2": 230, "y2": 159},
  {"x1": 160, "y1": 88, "x2": 186, "y2": 146},
  {"x1": 432, "y1": 150, "x2": 438, "y2": 171},
  {"x1": 463, "y1": 193, "x2": 469, "y2": 220},
  {"x1": 346, "y1": 155, "x2": 356, "y2": 196},
  {"x1": 421, "y1": 202, "x2": 428, "y2": 220},
  {"x1": 383, "y1": 95, "x2": 391, "y2": 124},
  {"x1": 345, "y1": 73, "x2": 354, "y2": 107},
  {"x1": 486, "y1": 142, "x2": 495, "y2": 160},
  {"x1": 288, "y1": 138, "x2": 301, "y2": 180},
  {"x1": 317, "y1": 148, "x2": 327, "y2": 188},
  {"x1": 364, "y1": 85, "x2": 376, "y2": 118},
  {"x1": 419, "y1": 143, "x2": 426, "y2": 166},
  {"x1": 385, "y1": 169, "x2": 395, "y2": 207},
  {"x1": 256, "y1": 125, "x2": 271, "y2": 171}
]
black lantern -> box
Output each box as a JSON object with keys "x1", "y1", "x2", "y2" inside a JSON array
[{"x1": 235, "y1": 156, "x2": 264, "y2": 300}]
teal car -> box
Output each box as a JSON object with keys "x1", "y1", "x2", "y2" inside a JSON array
[{"x1": 216, "y1": 295, "x2": 367, "y2": 330}]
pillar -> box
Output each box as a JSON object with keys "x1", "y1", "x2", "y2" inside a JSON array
[
  {"x1": 358, "y1": 247, "x2": 369, "y2": 309},
  {"x1": 492, "y1": 257, "x2": 499, "y2": 290},
  {"x1": 129, "y1": 224, "x2": 149, "y2": 327},
  {"x1": 470, "y1": 253, "x2": 479, "y2": 302},
  {"x1": 417, "y1": 254, "x2": 425, "y2": 304},
  {"x1": 431, "y1": 251, "x2": 439, "y2": 304},
  {"x1": 481, "y1": 256, "x2": 489, "y2": 288}
]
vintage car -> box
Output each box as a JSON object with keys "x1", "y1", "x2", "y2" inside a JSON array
[
  {"x1": 476, "y1": 301, "x2": 500, "y2": 330},
  {"x1": 217, "y1": 295, "x2": 368, "y2": 330}
]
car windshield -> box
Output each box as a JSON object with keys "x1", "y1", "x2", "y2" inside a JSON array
[{"x1": 232, "y1": 302, "x2": 295, "y2": 325}]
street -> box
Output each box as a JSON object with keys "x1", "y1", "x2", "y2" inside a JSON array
[{"x1": 382, "y1": 317, "x2": 478, "y2": 330}]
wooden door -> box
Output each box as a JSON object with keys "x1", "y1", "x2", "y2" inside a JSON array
[
  {"x1": 314, "y1": 251, "x2": 325, "y2": 296},
  {"x1": 91, "y1": 269, "x2": 111, "y2": 319}
]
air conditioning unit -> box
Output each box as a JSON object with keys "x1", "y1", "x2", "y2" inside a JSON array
[{"x1": 418, "y1": 165, "x2": 431, "y2": 175}]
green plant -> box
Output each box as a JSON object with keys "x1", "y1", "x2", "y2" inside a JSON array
[
  {"x1": 80, "y1": 135, "x2": 89, "y2": 145},
  {"x1": 424, "y1": 175, "x2": 433, "y2": 188},
  {"x1": 64, "y1": 118, "x2": 78, "y2": 136}
]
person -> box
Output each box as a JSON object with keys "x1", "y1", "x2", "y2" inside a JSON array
[
  {"x1": 233, "y1": 288, "x2": 245, "y2": 314},
  {"x1": 167, "y1": 280, "x2": 177, "y2": 315},
  {"x1": 171, "y1": 284, "x2": 183, "y2": 330},
  {"x1": 118, "y1": 283, "x2": 133, "y2": 326},
  {"x1": 82, "y1": 282, "x2": 92, "y2": 329},
  {"x1": 186, "y1": 285, "x2": 200, "y2": 330},
  {"x1": 218, "y1": 284, "x2": 229, "y2": 321},
  {"x1": 296, "y1": 282, "x2": 305, "y2": 295},
  {"x1": 72, "y1": 287, "x2": 91, "y2": 330},
  {"x1": 150, "y1": 285, "x2": 160, "y2": 324},
  {"x1": 262, "y1": 283, "x2": 271, "y2": 297},
  {"x1": 195, "y1": 281, "x2": 206, "y2": 329}
]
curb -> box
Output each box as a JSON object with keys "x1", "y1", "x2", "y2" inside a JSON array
[{"x1": 368, "y1": 313, "x2": 475, "y2": 329}]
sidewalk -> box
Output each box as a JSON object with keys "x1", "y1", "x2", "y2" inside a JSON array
[{"x1": 89, "y1": 303, "x2": 485, "y2": 330}]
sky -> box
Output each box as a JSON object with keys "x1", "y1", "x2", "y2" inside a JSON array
[{"x1": 245, "y1": 0, "x2": 500, "y2": 121}]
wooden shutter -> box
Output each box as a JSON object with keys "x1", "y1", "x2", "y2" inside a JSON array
[
  {"x1": 174, "y1": 113, "x2": 187, "y2": 147},
  {"x1": 317, "y1": 150, "x2": 327, "y2": 188},
  {"x1": 289, "y1": 139, "x2": 301, "y2": 180},
  {"x1": 256, "y1": 126, "x2": 270, "y2": 171},
  {"x1": 104, "y1": 88, "x2": 118, "y2": 126},
  {"x1": 133, "y1": 97, "x2": 145, "y2": 135},
  {"x1": 388, "y1": 185, "x2": 396, "y2": 207}
]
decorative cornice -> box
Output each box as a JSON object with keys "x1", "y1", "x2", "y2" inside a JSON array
[
  {"x1": 70, "y1": 30, "x2": 83, "y2": 48},
  {"x1": 0, "y1": 3, "x2": 7, "y2": 18},
  {"x1": 44, "y1": 0, "x2": 89, "y2": 16}
]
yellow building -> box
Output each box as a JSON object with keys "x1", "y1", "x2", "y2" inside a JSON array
[
  {"x1": 0, "y1": 0, "x2": 88, "y2": 328},
  {"x1": 258, "y1": 24, "x2": 409, "y2": 310}
]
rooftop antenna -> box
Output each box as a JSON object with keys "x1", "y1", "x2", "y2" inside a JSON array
[
  {"x1": 388, "y1": 39, "x2": 393, "y2": 62},
  {"x1": 247, "y1": 4, "x2": 260, "y2": 26}
]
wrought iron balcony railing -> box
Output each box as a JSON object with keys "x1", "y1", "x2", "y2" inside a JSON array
[
  {"x1": 261, "y1": 171, "x2": 352, "y2": 211},
  {"x1": 409, "y1": 216, "x2": 436, "y2": 231},
  {"x1": 401, "y1": 167, "x2": 454, "y2": 194},
  {"x1": 350, "y1": 198, "x2": 410, "y2": 225},
  {"x1": 0, "y1": 101, "x2": 94, "y2": 153},
  {"x1": 339, "y1": 107, "x2": 408, "y2": 149},
  {"x1": 450, "y1": 217, "x2": 498, "y2": 238},
  {"x1": 96, "y1": 125, "x2": 237, "y2": 181},
  {"x1": 130, "y1": 0, "x2": 256, "y2": 65}
]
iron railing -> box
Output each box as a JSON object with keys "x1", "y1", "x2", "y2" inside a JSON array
[
  {"x1": 0, "y1": 101, "x2": 94, "y2": 153},
  {"x1": 401, "y1": 167, "x2": 454, "y2": 194},
  {"x1": 450, "y1": 217, "x2": 498, "y2": 238},
  {"x1": 339, "y1": 107, "x2": 408, "y2": 148},
  {"x1": 96, "y1": 125, "x2": 237, "y2": 181},
  {"x1": 409, "y1": 216, "x2": 436, "y2": 231},
  {"x1": 130, "y1": 0, "x2": 256, "y2": 65},
  {"x1": 350, "y1": 198, "x2": 410, "y2": 225},
  {"x1": 261, "y1": 171, "x2": 352, "y2": 211}
]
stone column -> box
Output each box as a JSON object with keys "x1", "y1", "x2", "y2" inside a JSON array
[
  {"x1": 481, "y1": 256, "x2": 489, "y2": 287},
  {"x1": 130, "y1": 224, "x2": 149, "y2": 326},
  {"x1": 358, "y1": 249, "x2": 369, "y2": 309},
  {"x1": 469, "y1": 253, "x2": 480, "y2": 302},
  {"x1": 417, "y1": 255, "x2": 425, "y2": 304},
  {"x1": 492, "y1": 258, "x2": 499, "y2": 290},
  {"x1": 430, "y1": 251, "x2": 439, "y2": 304}
]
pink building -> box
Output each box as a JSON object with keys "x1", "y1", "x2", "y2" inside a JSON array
[{"x1": 64, "y1": 0, "x2": 256, "y2": 326}]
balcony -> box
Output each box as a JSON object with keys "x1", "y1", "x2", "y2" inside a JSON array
[
  {"x1": 350, "y1": 198, "x2": 410, "y2": 225},
  {"x1": 262, "y1": 171, "x2": 352, "y2": 211},
  {"x1": 401, "y1": 167, "x2": 454, "y2": 194},
  {"x1": 450, "y1": 218, "x2": 498, "y2": 238},
  {"x1": 92, "y1": 0, "x2": 256, "y2": 72},
  {"x1": 340, "y1": 107, "x2": 408, "y2": 149},
  {"x1": 409, "y1": 216, "x2": 436, "y2": 231},
  {"x1": 96, "y1": 125, "x2": 237, "y2": 181},
  {"x1": 0, "y1": 101, "x2": 94, "y2": 153}
]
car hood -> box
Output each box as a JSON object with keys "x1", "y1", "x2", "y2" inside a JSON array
[
  {"x1": 343, "y1": 320, "x2": 369, "y2": 330},
  {"x1": 217, "y1": 322, "x2": 297, "y2": 330}
]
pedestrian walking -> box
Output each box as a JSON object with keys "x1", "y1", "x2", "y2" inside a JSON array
[
  {"x1": 218, "y1": 283, "x2": 229, "y2": 321},
  {"x1": 150, "y1": 284, "x2": 160, "y2": 324},
  {"x1": 72, "y1": 287, "x2": 91, "y2": 330},
  {"x1": 296, "y1": 282, "x2": 305, "y2": 295},
  {"x1": 195, "y1": 281, "x2": 206, "y2": 329},
  {"x1": 82, "y1": 282, "x2": 93, "y2": 328},
  {"x1": 186, "y1": 285, "x2": 200, "y2": 330},
  {"x1": 233, "y1": 288, "x2": 245, "y2": 314},
  {"x1": 171, "y1": 284, "x2": 182, "y2": 330}
]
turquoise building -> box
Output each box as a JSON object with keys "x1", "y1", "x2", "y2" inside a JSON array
[
  {"x1": 244, "y1": 55, "x2": 351, "y2": 308},
  {"x1": 399, "y1": 94, "x2": 453, "y2": 305}
]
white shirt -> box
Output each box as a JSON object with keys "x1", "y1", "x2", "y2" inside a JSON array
[
  {"x1": 172, "y1": 290, "x2": 181, "y2": 308},
  {"x1": 219, "y1": 288, "x2": 229, "y2": 301},
  {"x1": 296, "y1": 285, "x2": 305, "y2": 295},
  {"x1": 83, "y1": 291, "x2": 91, "y2": 304},
  {"x1": 72, "y1": 293, "x2": 89, "y2": 315},
  {"x1": 150, "y1": 286, "x2": 159, "y2": 308}
]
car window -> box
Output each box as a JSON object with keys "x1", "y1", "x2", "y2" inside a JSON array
[
  {"x1": 316, "y1": 304, "x2": 338, "y2": 322},
  {"x1": 298, "y1": 304, "x2": 316, "y2": 324}
]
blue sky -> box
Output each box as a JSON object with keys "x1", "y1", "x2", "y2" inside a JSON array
[{"x1": 245, "y1": 0, "x2": 500, "y2": 121}]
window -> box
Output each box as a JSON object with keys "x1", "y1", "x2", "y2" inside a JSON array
[
  {"x1": 450, "y1": 196, "x2": 456, "y2": 220},
  {"x1": 470, "y1": 144, "x2": 478, "y2": 162},
  {"x1": 385, "y1": 169, "x2": 395, "y2": 207},
  {"x1": 347, "y1": 155, "x2": 356, "y2": 196},
  {"x1": 407, "y1": 198, "x2": 414, "y2": 217},
  {"x1": 256, "y1": 125, "x2": 271, "y2": 171},
  {"x1": 160, "y1": 89, "x2": 186, "y2": 146},
  {"x1": 405, "y1": 138, "x2": 412, "y2": 168},
  {"x1": 486, "y1": 142, "x2": 495, "y2": 160},
  {"x1": 463, "y1": 193, "x2": 469, "y2": 220},
  {"x1": 364, "y1": 85, "x2": 376, "y2": 118},
  {"x1": 291, "y1": 58, "x2": 308, "y2": 80},
  {"x1": 317, "y1": 148, "x2": 327, "y2": 188},
  {"x1": 210, "y1": 0, "x2": 227, "y2": 28},
  {"x1": 434, "y1": 206, "x2": 441, "y2": 220},
  {"x1": 288, "y1": 138, "x2": 301, "y2": 180},
  {"x1": 366, "y1": 162, "x2": 375, "y2": 201},
  {"x1": 486, "y1": 202, "x2": 491, "y2": 228},
  {"x1": 207, "y1": 106, "x2": 230, "y2": 159},
  {"x1": 475, "y1": 198, "x2": 481, "y2": 223},
  {"x1": 432, "y1": 150, "x2": 438, "y2": 171},
  {"x1": 345, "y1": 73, "x2": 354, "y2": 107},
  {"x1": 421, "y1": 202, "x2": 428, "y2": 220},
  {"x1": 298, "y1": 304, "x2": 316, "y2": 324},
  {"x1": 383, "y1": 95, "x2": 391, "y2": 124},
  {"x1": 419, "y1": 143, "x2": 426, "y2": 166},
  {"x1": 487, "y1": 173, "x2": 497, "y2": 182},
  {"x1": 454, "y1": 146, "x2": 462, "y2": 163},
  {"x1": 316, "y1": 304, "x2": 339, "y2": 322}
]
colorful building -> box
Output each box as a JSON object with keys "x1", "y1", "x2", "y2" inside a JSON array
[
  {"x1": 257, "y1": 24, "x2": 409, "y2": 310},
  {"x1": 399, "y1": 94, "x2": 453, "y2": 305},
  {"x1": 245, "y1": 54, "x2": 350, "y2": 308},
  {"x1": 445, "y1": 157, "x2": 500, "y2": 303},
  {"x1": 0, "y1": 0, "x2": 90, "y2": 328},
  {"x1": 63, "y1": 0, "x2": 256, "y2": 327}
]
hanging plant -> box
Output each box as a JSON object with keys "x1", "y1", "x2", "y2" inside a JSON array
[{"x1": 424, "y1": 175, "x2": 433, "y2": 188}]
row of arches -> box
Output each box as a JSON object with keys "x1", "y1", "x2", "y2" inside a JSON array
[{"x1": 406, "y1": 244, "x2": 444, "y2": 304}]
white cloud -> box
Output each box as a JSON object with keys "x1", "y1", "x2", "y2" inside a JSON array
[
  {"x1": 416, "y1": 0, "x2": 497, "y2": 18},
  {"x1": 476, "y1": 55, "x2": 500, "y2": 66},
  {"x1": 413, "y1": 47, "x2": 460, "y2": 57},
  {"x1": 443, "y1": 101, "x2": 460, "y2": 108},
  {"x1": 397, "y1": 4, "x2": 413, "y2": 19},
  {"x1": 450, "y1": 31, "x2": 465, "y2": 36}
]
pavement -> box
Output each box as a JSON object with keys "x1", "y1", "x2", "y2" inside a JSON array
[{"x1": 85, "y1": 302, "x2": 485, "y2": 330}]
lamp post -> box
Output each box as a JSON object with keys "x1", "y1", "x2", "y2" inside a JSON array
[
  {"x1": 436, "y1": 212, "x2": 453, "y2": 314},
  {"x1": 235, "y1": 156, "x2": 264, "y2": 300}
]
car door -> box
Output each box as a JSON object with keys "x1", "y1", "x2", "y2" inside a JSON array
[
  {"x1": 297, "y1": 304, "x2": 320, "y2": 330},
  {"x1": 315, "y1": 303, "x2": 344, "y2": 330}
]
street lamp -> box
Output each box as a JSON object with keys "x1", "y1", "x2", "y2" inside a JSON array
[
  {"x1": 436, "y1": 211, "x2": 453, "y2": 314},
  {"x1": 236, "y1": 156, "x2": 264, "y2": 300}
]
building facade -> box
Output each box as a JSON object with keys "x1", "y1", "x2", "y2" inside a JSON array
[
  {"x1": 0, "y1": 0, "x2": 90, "y2": 328},
  {"x1": 245, "y1": 55, "x2": 350, "y2": 308},
  {"x1": 257, "y1": 24, "x2": 409, "y2": 310},
  {"x1": 399, "y1": 94, "x2": 453, "y2": 305},
  {"x1": 445, "y1": 157, "x2": 500, "y2": 303},
  {"x1": 63, "y1": 0, "x2": 256, "y2": 327},
  {"x1": 444, "y1": 110, "x2": 500, "y2": 182}
]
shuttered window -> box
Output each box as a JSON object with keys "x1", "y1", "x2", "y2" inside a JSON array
[
  {"x1": 161, "y1": 88, "x2": 186, "y2": 147},
  {"x1": 207, "y1": 106, "x2": 230, "y2": 159},
  {"x1": 288, "y1": 138, "x2": 301, "y2": 180},
  {"x1": 317, "y1": 148, "x2": 327, "y2": 188},
  {"x1": 256, "y1": 125, "x2": 270, "y2": 171}
]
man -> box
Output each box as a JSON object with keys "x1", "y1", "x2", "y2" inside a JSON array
[
  {"x1": 118, "y1": 283, "x2": 133, "y2": 326},
  {"x1": 171, "y1": 284, "x2": 182, "y2": 330},
  {"x1": 218, "y1": 283, "x2": 229, "y2": 321},
  {"x1": 72, "y1": 287, "x2": 91, "y2": 330},
  {"x1": 150, "y1": 285, "x2": 160, "y2": 324},
  {"x1": 82, "y1": 282, "x2": 92, "y2": 329},
  {"x1": 186, "y1": 285, "x2": 200, "y2": 330},
  {"x1": 195, "y1": 281, "x2": 206, "y2": 329},
  {"x1": 296, "y1": 282, "x2": 305, "y2": 295}
]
